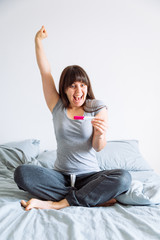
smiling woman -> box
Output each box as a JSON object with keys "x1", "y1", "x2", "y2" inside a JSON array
[
  {"x1": 59, "y1": 65, "x2": 95, "y2": 109},
  {"x1": 14, "y1": 26, "x2": 132, "y2": 211},
  {"x1": 65, "y1": 81, "x2": 88, "y2": 107}
]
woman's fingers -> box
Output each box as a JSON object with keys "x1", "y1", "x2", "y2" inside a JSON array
[
  {"x1": 93, "y1": 125, "x2": 104, "y2": 134},
  {"x1": 41, "y1": 25, "x2": 47, "y2": 34},
  {"x1": 40, "y1": 25, "x2": 48, "y2": 38},
  {"x1": 36, "y1": 26, "x2": 48, "y2": 40},
  {"x1": 92, "y1": 121, "x2": 107, "y2": 130},
  {"x1": 92, "y1": 118, "x2": 108, "y2": 134}
]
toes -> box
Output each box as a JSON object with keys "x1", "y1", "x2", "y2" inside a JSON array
[
  {"x1": 25, "y1": 199, "x2": 37, "y2": 211},
  {"x1": 21, "y1": 200, "x2": 33, "y2": 211},
  {"x1": 25, "y1": 205, "x2": 31, "y2": 211},
  {"x1": 21, "y1": 200, "x2": 27, "y2": 207}
]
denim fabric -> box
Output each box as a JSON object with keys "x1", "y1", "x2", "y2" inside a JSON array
[
  {"x1": 14, "y1": 165, "x2": 131, "y2": 207},
  {"x1": 66, "y1": 169, "x2": 132, "y2": 207}
]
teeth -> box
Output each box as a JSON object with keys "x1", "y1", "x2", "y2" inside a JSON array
[{"x1": 74, "y1": 96, "x2": 82, "y2": 101}]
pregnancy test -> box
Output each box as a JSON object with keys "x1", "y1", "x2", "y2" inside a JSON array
[{"x1": 74, "y1": 116, "x2": 95, "y2": 120}]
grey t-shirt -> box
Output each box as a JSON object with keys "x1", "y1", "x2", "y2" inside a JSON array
[{"x1": 52, "y1": 98, "x2": 106, "y2": 175}]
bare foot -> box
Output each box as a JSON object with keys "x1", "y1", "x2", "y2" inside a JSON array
[
  {"x1": 96, "y1": 198, "x2": 117, "y2": 207},
  {"x1": 21, "y1": 198, "x2": 69, "y2": 211}
]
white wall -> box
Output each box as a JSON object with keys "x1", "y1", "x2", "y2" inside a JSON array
[{"x1": 0, "y1": 0, "x2": 160, "y2": 173}]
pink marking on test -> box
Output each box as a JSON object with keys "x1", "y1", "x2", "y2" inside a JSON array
[{"x1": 74, "y1": 116, "x2": 84, "y2": 120}]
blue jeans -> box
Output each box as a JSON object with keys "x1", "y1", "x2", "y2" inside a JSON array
[{"x1": 14, "y1": 165, "x2": 131, "y2": 207}]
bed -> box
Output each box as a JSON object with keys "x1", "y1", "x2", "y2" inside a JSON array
[{"x1": 0, "y1": 139, "x2": 160, "y2": 240}]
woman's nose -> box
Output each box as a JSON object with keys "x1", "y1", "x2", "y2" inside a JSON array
[{"x1": 75, "y1": 85, "x2": 82, "y2": 93}]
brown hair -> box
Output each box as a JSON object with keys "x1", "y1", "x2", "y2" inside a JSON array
[{"x1": 59, "y1": 65, "x2": 95, "y2": 108}]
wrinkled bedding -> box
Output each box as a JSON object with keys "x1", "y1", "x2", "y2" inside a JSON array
[
  {"x1": 0, "y1": 145, "x2": 160, "y2": 240},
  {"x1": 116, "y1": 176, "x2": 160, "y2": 205}
]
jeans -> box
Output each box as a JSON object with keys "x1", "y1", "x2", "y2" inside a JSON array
[{"x1": 14, "y1": 165, "x2": 131, "y2": 207}]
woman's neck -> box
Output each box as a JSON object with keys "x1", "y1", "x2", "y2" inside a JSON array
[{"x1": 66, "y1": 106, "x2": 84, "y2": 120}]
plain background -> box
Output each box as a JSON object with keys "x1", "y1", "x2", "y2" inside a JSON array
[{"x1": 0, "y1": 0, "x2": 160, "y2": 173}]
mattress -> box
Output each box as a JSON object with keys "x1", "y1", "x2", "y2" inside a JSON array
[{"x1": 0, "y1": 141, "x2": 160, "y2": 240}]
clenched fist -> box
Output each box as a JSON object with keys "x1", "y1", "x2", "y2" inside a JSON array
[{"x1": 35, "y1": 26, "x2": 48, "y2": 41}]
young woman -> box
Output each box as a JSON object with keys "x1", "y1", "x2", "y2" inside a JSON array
[{"x1": 14, "y1": 26, "x2": 131, "y2": 211}]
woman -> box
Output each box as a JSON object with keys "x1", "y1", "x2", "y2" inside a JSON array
[{"x1": 14, "y1": 26, "x2": 131, "y2": 211}]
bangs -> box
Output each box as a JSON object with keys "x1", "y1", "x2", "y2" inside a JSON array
[
  {"x1": 59, "y1": 65, "x2": 95, "y2": 108},
  {"x1": 64, "y1": 66, "x2": 89, "y2": 90}
]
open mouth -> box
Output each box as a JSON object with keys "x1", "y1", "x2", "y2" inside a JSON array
[{"x1": 73, "y1": 95, "x2": 83, "y2": 101}]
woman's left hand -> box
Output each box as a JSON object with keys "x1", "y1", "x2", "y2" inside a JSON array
[{"x1": 91, "y1": 117, "x2": 108, "y2": 137}]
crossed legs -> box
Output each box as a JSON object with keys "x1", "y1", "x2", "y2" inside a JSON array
[{"x1": 14, "y1": 165, "x2": 131, "y2": 210}]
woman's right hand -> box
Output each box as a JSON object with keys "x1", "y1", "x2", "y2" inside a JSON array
[{"x1": 35, "y1": 26, "x2": 48, "y2": 41}]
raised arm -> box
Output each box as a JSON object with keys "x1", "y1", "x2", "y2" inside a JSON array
[{"x1": 35, "y1": 26, "x2": 59, "y2": 112}]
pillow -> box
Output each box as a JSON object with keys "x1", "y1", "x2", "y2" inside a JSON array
[
  {"x1": 37, "y1": 150, "x2": 57, "y2": 168},
  {"x1": 96, "y1": 140, "x2": 152, "y2": 171},
  {"x1": 1, "y1": 139, "x2": 40, "y2": 158}
]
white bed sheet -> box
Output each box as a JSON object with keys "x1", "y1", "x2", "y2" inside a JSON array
[{"x1": 0, "y1": 146, "x2": 160, "y2": 240}]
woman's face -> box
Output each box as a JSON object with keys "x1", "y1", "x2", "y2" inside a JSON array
[{"x1": 65, "y1": 81, "x2": 88, "y2": 108}]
